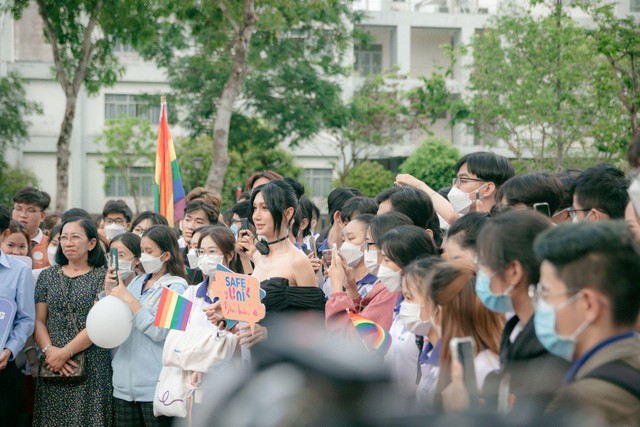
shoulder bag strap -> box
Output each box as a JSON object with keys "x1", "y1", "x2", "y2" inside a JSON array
[
  {"x1": 58, "y1": 269, "x2": 81, "y2": 335},
  {"x1": 584, "y1": 360, "x2": 640, "y2": 400}
]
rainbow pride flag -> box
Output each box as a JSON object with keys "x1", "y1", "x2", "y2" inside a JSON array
[
  {"x1": 348, "y1": 312, "x2": 392, "y2": 356},
  {"x1": 154, "y1": 96, "x2": 186, "y2": 227},
  {"x1": 154, "y1": 287, "x2": 192, "y2": 331}
]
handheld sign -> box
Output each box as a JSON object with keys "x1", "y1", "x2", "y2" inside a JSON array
[
  {"x1": 0, "y1": 297, "x2": 17, "y2": 350},
  {"x1": 213, "y1": 268, "x2": 265, "y2": 334}
]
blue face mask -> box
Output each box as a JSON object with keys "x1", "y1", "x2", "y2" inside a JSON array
[
  {"x1": 475, "y1": 270, "x2": 515, "y2": 313},
  {"x1": 533, "y1": 293, "x2": 590, "y2": 362},
  {"x1": 230, "y1": 223, "x2": 239, "y2": 240}
]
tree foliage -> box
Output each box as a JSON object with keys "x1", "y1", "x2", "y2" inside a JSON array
[
  {"x1": 0, "y1": 162, "x2": 40, "y2": 207},
  {"x1": 0, "y1": 72, "x2": 42, "y2": 149},
  {"x1": 95, "y1": 117, "x2": 155, "y2": 213},
  {"x1": 341, "y1": 161, "x2": 394, "y2": 198},
  {"x1": 175, "y1": 114, "x2": 300, "y2": 209},
  {"x1": 141, "y1": 0, "x2": 359, "y2": 193},
  {"x1": 399, "y1": 138, "x2": 460, "y2": 191}
]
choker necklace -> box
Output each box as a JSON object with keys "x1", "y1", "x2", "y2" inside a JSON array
[{"x1": 256, "y1": 234, "x2": 289, "y2": 256}]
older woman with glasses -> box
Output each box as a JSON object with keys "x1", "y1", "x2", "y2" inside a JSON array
[{"x1": 33, "y1": 217, "x2": 112, "y2": 426}]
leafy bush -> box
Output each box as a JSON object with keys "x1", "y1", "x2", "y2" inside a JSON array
[
  {"x1": 341, "y1": 160, "x2": 394, "y2": 198},
  {"x1": 399, "y1": 138, "x2": 460, "y2": 191}
]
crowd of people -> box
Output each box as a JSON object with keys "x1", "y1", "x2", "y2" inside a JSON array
[{"x1": 0, "y1": 145, "x2": 639, "y2": 426}]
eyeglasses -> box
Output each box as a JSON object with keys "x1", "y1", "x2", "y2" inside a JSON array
[
  {"x1": 13, "y1": 206, "x2": 42, "y2": 215},
  {"x1": 452, "y1": 177, "x2": 485, "y2": 187},
  {"x1": 567, "y1": 208, "x2": 590, "y2": 220},
  {"x1": 196, "y1": 247, "x2": 221, "y2": 257},
  {"x1": 132, "y1": 226, "x2": 147, "y2": 235},
  {"x1": 528, "y1": 283, "x2": 572, "y2": 307},
  {"x1": 59, "y1": 234, "x2": 88, "y2": 244},
  {"x1": 104, "y1": 218, "x2": 127, "y2": 226}
]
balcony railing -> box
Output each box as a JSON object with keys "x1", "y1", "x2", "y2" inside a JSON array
[{"x1": 354, "y1": 0, "x2": 498, "y2": 14}]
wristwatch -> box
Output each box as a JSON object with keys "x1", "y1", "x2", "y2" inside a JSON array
[{"x1": 42, "y1": 344, "x2": 53, "y2": 354}]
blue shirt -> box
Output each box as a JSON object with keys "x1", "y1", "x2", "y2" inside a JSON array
[
  {"x1": 420, "y1": 340, "x2": 441, "y2": 366},
  {"x1": 0, "y1": 251, "x2": 35, "y2": 359},
  {"x1": 195, "y1": 277, "x2": 219, "y2": 305},
  {"x1": 563, "y1": 330, "x2": 636, "y2": 385},
  {"x1": 356, "y1": 273, "x2": 378, "y2": 298}
]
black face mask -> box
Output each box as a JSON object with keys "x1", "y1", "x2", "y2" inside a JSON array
[{"x1": 255, "y1": 234, "x2": 289, "y2": 256}]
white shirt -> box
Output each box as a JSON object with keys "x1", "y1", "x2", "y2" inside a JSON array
[
  {"x1": 385, "y1": 313, "x2": 419, "y2": 392},
  {"x1": 182, "y1": 284, "x2": 219, "y2": 330}
]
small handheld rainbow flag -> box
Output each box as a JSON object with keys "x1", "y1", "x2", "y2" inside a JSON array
[
  {"x1": 348, "y1": 312, "x2": 392, "y2": 356},
  {"x1": 154, "y1": 287, "x2": 192, "y2": 331},
  {"x1": 154, "y1": 96, "x2": 186, "y2": 227}
]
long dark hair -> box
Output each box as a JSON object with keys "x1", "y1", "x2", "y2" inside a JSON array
[
  {"x1": 143, "y1": 225, "x2": 186, "y2": 279},
  {"x1": 250, "y1": 178, "x2": 303, "y2": 236},
  {"x1": 379, "y1": 225, "x2": 438, "y2": 268},
  {"x1": 109, "y1": 232, "x2": 142, "y2": 258},
  {"x1": 56, "y1": 217, "x2": 106, "y2": 267}
]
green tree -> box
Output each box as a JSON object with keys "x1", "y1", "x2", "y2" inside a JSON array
[
  {"x1": 95, "y1": 117, "x2": 155, "y2": 213},
  {"x1": 0, "y1": 72, "x2": 42, "y2": 148},
  {"x1": 141, "y1": 0, "x2": 360, "y2": 194},
  {"x1": 175, "y1": 114, "x2": 301, "y2": 209},
  {"x1": 0, "y1": 162, "x2": 40, "y2": 207},
  {"x1": 7, "y1": 0, "x2": 159, "y2": 211},
  {"x1": 341, "y1": 161, "x2": 394, "y2": 198},
  {"x1": 399, "y1": 138, "x2": 460, "y2": 191},
  {"x1": 329, "y1": 68, "x2": 428, "y2": 185}
]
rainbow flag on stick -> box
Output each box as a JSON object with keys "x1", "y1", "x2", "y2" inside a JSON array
[
  {"x1": 154, "y1": 96, "x2": 186, "y2": 227},
  {"x1": 154, "y1": 287, "x2": 192, "y2": 331},
  {"x1": 348, "y1": 312, "x2": 392, "y2": 356}
]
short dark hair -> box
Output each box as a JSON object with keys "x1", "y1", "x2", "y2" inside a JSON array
[
  {"x1": 56, "y1": 217, "x2": 106, "y2": 267},
  {"x1": 454, "y1": 152, "x2": 515, "y2": 188},
  {"x1": 185, "y1": 200, "x2": 220, "y2": 224},
  {"x1": 477, "y1": 210, "x2": 552, "y2": 284},
  {"x1": 250, "y1": 179, "x2": 303, "y2": 236},
  {"x1": 351, "y1": 213, "x2": 375, "y2": 228},
  {"x1": 446, "y1": 212, "x2": 490, "y2": 250},
  {"x1": 102, "y1": 199, "x2": 133, "y2": 223},
  {"x1": 143, "y1": 225, "x2": 186, "y2": 279},
  {"x1": 62, "y1": 208, "x2": 92, "y2": 222},
  {"x1": 130, "y1": 211, "x2": 168, "y2": 232},
  {"x1": 197, "y1": 225, "x2": 237, "y2": 267},
  {"x1": 534, "y1": 221, "x2": 640, "y2": 326},
  {"x1": 340, "y1": 197, "x2": 378, "y2": 223},
  {"x1": 375, "y1": 187, "x2": 442, "y2": 246},
  {"x1": 327, "y1": 187, "x2": 363, "y2": 225},
  {"x1": 572, "y1": 164, "x2": 628, "y2": 219},
  {"x1": 380, "y1": 225, "x2": 438, "y2": 268},
  {"x1": 0, "y1": 205, "x2": 11, "y2": 233},
  {"x1": 555, "y1": 169, "x2": 582, "y2": 211},
  {"x1": 368, "y1": 212, "x2": 414, "y2": 243},
  {"x1": 42, "y1": 213, "x2": 62, "y2": 233},
  {"x1": 293, "y1": 196, "x2": 314, "y2": 238},
  {"x1": 230, "y1": 201, "x2": 251, "y2": 220},
  {"x1": 109, "y1": 232, "x2": 142, "y2": 258},
  {"x1": 13, "y1": 187, "x2": 51, "y2": 211},
  {"x1": 496, "y1": 172, "x2": 564, "y2": 214}
]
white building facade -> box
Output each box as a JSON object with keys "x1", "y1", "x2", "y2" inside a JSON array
[{"x1": 1, "y1": 0, "x2": 638, "y2": 212}]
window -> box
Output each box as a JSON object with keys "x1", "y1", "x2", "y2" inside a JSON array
[
  {"x1": 303, "y1": 169, "x2": 333, "y2": 198},
  {"x1": 113, "y1": 42, "x2": 135, "y2": 53},
  {"x1": 632, "y1": 0, "x2": 640, "y2": 12},
  {"x1": 354, "y1": 44, "x2": 382, "y2": 76},
  {"x1": 105, "y1": 167, "x2": 154, "y2": 197},
  {"x1": 105, "y1": 94, "x2": 161, "y2": 123}
]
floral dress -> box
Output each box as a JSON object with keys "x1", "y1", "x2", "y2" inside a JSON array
[{"x1": 33, "y1": 265, "x2": 113, "y2": 427}]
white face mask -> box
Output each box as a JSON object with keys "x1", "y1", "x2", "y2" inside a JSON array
[
  {"x1": 377, "y1": 265, "x2": 401, "y2": 292},
  {"x1": 447, "y1": 186, "x2": 473, "y2": 214},
  {"x1": 140, "y1": 253, "x2": 166, "y2": 274},
  {"x1": 629, "y1": 174, "x2": 640, "y2": 214},
  {"x1": 340, "y1": 242, "x2": 363, "y2": 268},
  {"x1": 198, "y1": 254, "x2": 224, "y2": 277},
  {"x1": 398, "y1": 301, "x2": 431, "y2": 336},
  {"x1": 47, "y1": 246, "x2": 58, "y2": 266},
  {"x1": 118, "y1": 259, "x2": 136, "y2": 280},
  {"x1": 187, "y1": 248, "x2": 199, "y2": 269},
  {"x1": 104, "y1": 223, "x2": 127, "y2": 240},
  {"x1": 364, "y1": 249, "x2": 379, "y2": 275}
]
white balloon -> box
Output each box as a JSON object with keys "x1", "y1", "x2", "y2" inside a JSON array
[{"x1": 87, "y1": 296, "x2": 133, "y2": 348}]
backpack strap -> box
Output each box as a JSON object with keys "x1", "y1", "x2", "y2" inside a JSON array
[{"x1": 584, "y1": 361, "x2": 640, "y2": 400}]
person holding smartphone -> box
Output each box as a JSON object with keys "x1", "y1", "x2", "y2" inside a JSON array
[{"x1": 103, "y1": 233, "x2": 142, "y2": 292}]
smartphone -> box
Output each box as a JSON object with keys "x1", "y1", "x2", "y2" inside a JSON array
[
  {"x1": 309, "y1": 236, "x2": 317, "y2": 258},
  {"x1": 322, "y1": 249, "x2": 332, "y2": 267},
  {"x1": 240, "y1": 218, "x2": 249, "y2": 231},
  {"x1": 109, "y1": 247, "x2": 119, "y2": 272},
  {"x1": 450, "y1": 336, "x2": 479, "y2": 406},
  {"x1": 533, "y1": 202, "x2": 551, "y2": 217}
]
